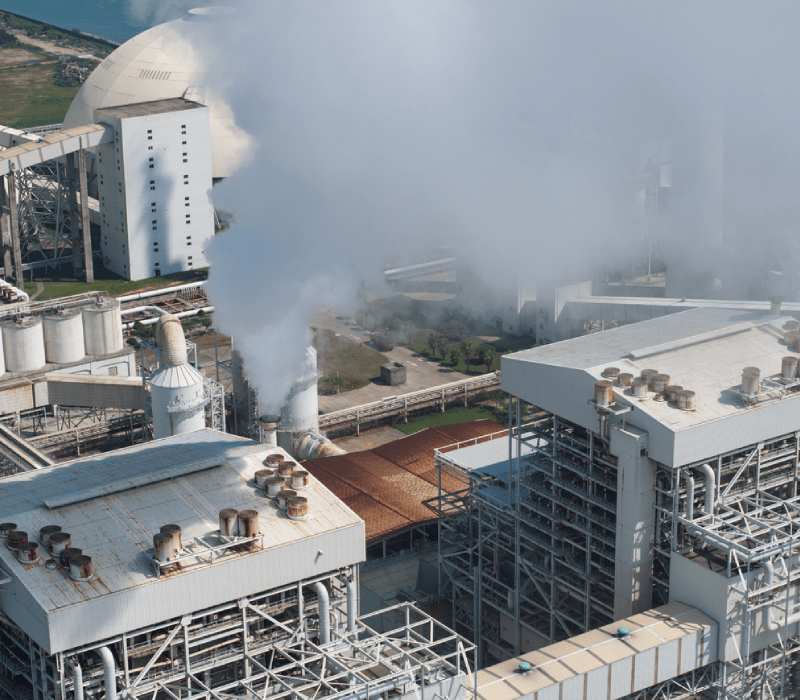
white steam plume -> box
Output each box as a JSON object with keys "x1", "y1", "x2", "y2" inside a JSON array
[{"x1": 195, "y1": 1, "x2": 800, "y2": 411}]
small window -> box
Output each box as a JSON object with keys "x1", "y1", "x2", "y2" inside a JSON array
[
  {"x1": 185, "y1": 202, "x2": 190, "y2": 207},
  {"x1": 150, "y1": 180, "x2": 155, "y2": 185},
  {"x1": 182, "y1": 141, "x2": 187, "y2": 145},
  {"x1": 152, "y1": 220, "x2": 157, "y2": 224},
  {"x1": 182, "y1": 152, "x2": 187, "y2": 156},
  {"x1": 186, "y1": 220, "x2": 191, "y2": 225},
  {"x1": 185, "y1": 196, "x2": 190, "y2": 201},
  {"x1": 183, "y1": 159, "x2": 188, "y2": 163},
  {"x1": 151, "y1": 208, "x2": 156, "y2": 213},
  {"x1": 186, "y1": 236, "x2": 191, "y2": 240},
  {"x1": 153, "y1": 242, "x2": 158, "y2": 246},
  {"x1": 152, "y1": 227, "x2": 157, "y2": 231},
  {"x1": 148, "y1": 146, "x2": 153, "y2": 150},
  {"x1": 150, "y1": 186, "x2": 155, "y2": 191},
  {"x1": 155, "y1": 262, "x2": 160, "y2": 266},
  {"x1": 186, "y1": 214, "x2": 191, "y2": 219},
  {"x1": 181, "y1": 125, "x2": 186, "y2": 128},
  {"x1": 154, "y1": 269, "x2": 161, "y2": 277},
  {"x1": 149, "y1": 164, "x2": 154, "y2": 169},
  {"x1": 151, "y1": 202, "x2": 156, "y2": 206},
  {"x1": 149, "y1": 157, "x2": 153, "y2": 162},
  {"x1": 108, "y1": 366, "x2": 118, "y2": 376},
  {"x1": 187, "y1": 241, "x2": 192, "y2": 245},
  {"x1": 147, "y1": 130, "x2": 152, "y2": 134},
  {"x1": 148, "y1": 136, "x2": 152, "y2": 141},
  {"x1": 182, "y1": 131, "x2": 186, "y2": 135},
  {"x1": 154, "y1": 248, "x2": 159, "y2": 252},
  {"x1": 188, "y1": 256, "x2": 193, "y2": 260}
]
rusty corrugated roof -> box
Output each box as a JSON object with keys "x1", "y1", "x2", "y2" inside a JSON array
[{"x1": 303, "y1": 419, "x2": 504, "y2": 543}]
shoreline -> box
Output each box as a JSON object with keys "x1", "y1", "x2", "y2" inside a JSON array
[{"x1": 0, "y1": 7, "x2": 119, "y2": 51}]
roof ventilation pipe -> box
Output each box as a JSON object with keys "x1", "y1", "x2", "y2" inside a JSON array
[
  {"x1": 96, "y1": 647, "x2": 117, "y2": 700},
  {"x1": 346, "y1": 576, "x2": 357, "y2": 634},
  {"x1": 312, "y1": 581, "x2": 331, "y2": 646},
  {"x1": 762, "y1": 559, "x2": 800, "y2": 631},
  {"x1": 682, "y1": 472, "x2": 695, "y2": 521},
  {"x1": 695, "y1": 464, "x2": 715, "y2": 515},
  {"x1": 72, "y1": 663, "x2": 84, "y2": 700}
]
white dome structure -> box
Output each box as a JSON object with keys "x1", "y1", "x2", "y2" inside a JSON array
[{"x1": 63, "y1": 7, "x2": 251, "y2": 179}]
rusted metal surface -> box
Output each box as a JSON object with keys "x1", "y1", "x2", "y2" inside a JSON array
[
  {"x1": 160, "y1": 524, "x2": 182, "y2": 551},
  {"x1": 17, "y1": 541, "x2": 39, "y2": 563},
  {"x1": 44, "y1": 373, "x2": 144, "y2": 410},
  {"x1": 290, "y1": 470, "x2": 310, "y2": 490},
  {"x1": 59, "y1": 547, "x2": 82, "y2": 567},
  {"x1": 277, "y1": 461, "x2": 295, "y2": 479},
  {"x1": 276, "y1": 490, "x2": 297, "y2": 511},
  {"x1": 218, "y1": 509, "x2": 238, "y2": 537},
  {"x1": 254, "y1": 468, "x2": 273, "y2": 490},
  {"x1": 7, "y1": 530, "x2": 27, "y2": 550},
  {"x1": 287, "y1": 497, "x2": 308, "y2": 521},
  {"x1": 69, "y1": 554, "x2": 93, "y2": 581},
  {"x1": 265, "y1": 475, "x2": 284, "y2": 498}
]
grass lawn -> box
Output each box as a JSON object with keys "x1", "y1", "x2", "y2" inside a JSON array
[
  {"x1": 314, "y1": 328, "x2": 389, "y2": 394},
  {"x1": 396, "y1": 405, "x2": 505, "y2": 434},
  {"x1": 0, "y1": 61, "x2": 79, "y2": 127},
  {"x1": 31, "y1": 267, "x2": 208, "y2": 301}
]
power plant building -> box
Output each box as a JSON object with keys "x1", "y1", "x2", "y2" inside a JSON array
[
  {"x1": 432, "y1": 307, "x2": 800, "y2": 697},
  {"x1": 94, "y1": 98, "x2": 214, "y2": 280}
]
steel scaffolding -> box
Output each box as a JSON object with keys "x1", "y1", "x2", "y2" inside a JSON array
[
  {"x1": 429, "y1": 409, "x2": 618, "y2": 667},
  {"x1": 0, "y1": 566, "x2": 475, "y2": 700}
]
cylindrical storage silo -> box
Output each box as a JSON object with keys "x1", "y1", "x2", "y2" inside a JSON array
[
  {"x1": 43, "y1": 309, "x2": 85, "y2": 364},
  {"x1": 782, "y1": 356, "x2": 798, "y2": 379},
  {"x1": 594, "y1": 380, "x2": 612, "y2": 407},
  {"x1": 3, "y1": 317, "x2": 45, "y2": 372},
  {"x1": 281, "y1": 346, "x2": 321, "y2": 433},
  {"x1": 218, "y1": 509, "x2": 238, "y2": 537},
  {"x1": 631, "y1": 379, "x2": 648, "y2": 398},
  {"x1": 617, "y1": 373, "x2": 633, "y2": 388},
  {"x1": 82, "y1": 298, "x2": 123, "y2": 355}
]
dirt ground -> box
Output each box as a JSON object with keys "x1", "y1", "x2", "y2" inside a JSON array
[
  {"x1": 0, "y1": 47, "x2": 40, "y2": 67},
  {"x1": 10, "y1": 29, "x2": 102, "y2": 58}
]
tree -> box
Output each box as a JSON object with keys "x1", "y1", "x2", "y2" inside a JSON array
[
  {"x1": 461, "y1": 340, "x2": 475, "y2": 373},
  {"x1": 450, "y1": 348, "x2": 461, "y2": 367},
  {"x1": 480, "y1": 346, "x2": 497, "y2": 373},
  {"x1": 428, "y1": 333, "x2": 438, "y2": 357}
]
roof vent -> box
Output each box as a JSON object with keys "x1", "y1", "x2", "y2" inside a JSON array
[
  {"x1": 48, "y1": 532, "x2": 71, "y2": 556},
  {"x1": 237, "y1": 510, "x2": 259, "y2": 550},
  {"x1": 786, "y1": 332, "x2": 800, "y2": 351},
  {"x1": 265, "y1": 454, "x2": 283, "y2": 469},
  {"x1": 218, "y1": 509, "x2": 239, "y2": 537},
  {"x1": 631, "y1": 379, "x2": 648, "y2": 399},
  {"x1": 153, "y1": 533, "x2": 175, "y2": 562},
  {"x1": 60, "y1": 547, "x2": 82, "y2": 568},
  {"x1": 254, "y1": 468, "x2": 274, "y2": 490},
  {"x1": 782, "y1": 357, "x2": 798, "y2": 380},
  {"x1": 741, "y1": 367, "x2": 761, "y2": 396},
  {"x1": 594, "y1": 380, "x2": 612, "y2": 407},
  {"x1": 287, "y1": 497, "x2": 309, "y2": 521},
  {"x1": 160, "y1": 524, "x2": 182, "y2": 552},
  {"x1": 276, "y1": 490, "x2": 297, "y2": 511},
  {"x1": 69, "y1": 555, "x2": 93, "y2": 582},
  {"x1": 617, "y1": 373, "x2": 634, "y2": 388},
  {"x1": 39, "y1": 525, "x2": 62, "y2": 547},
  {"x1": 785, "y1": 320, "x2": 800, "y2": 331},
  {"x1": 602, "y1": 367, "x2": 620, "y2": 379},
  {"x1": 665, "y1": 385, "x2": 683, "y2": 404},
  {"x1": 265, "y1": 475, "x2": 284, "y2": 499},
  {"x1": 17, "y1": 542, "x2": 39, "y2": 564},
  {"x1": 290, "y1": 470, "x2": 310, "y2": 491},
  {"x1": 640, "y1": 369, "x2": 658, "y2": 389},
  {"x1": 7, "y1": 531, "x2": 28, "y2": 551},
  {"x1": 0, "y1": 523, "x2": 17, "y2": 540},
  {"x1": 652, "y1": 374, "x2": 670, "y2": 394},
  {"x1": 677, "y1": 390, "x2": 696, "y2": 411},
  {"x1": 278, "y1": 461, "x2": 296, "y2": 479}
]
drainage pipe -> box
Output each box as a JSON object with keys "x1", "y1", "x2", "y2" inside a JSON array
[
  {"x1": 96, "y1": 647, "x2": 117, "y2": 700},
  {"x1": 683, "y1": 473, "x2": 695, "y2": 521},
  {"x1": 312, "y1": 581, "x2": 331, "y2": 645},
  {"x1": 72, "y1": 663, "x2": 84, "y2": 700},
  {"x1": 696, "y1": 463, "x2": 715, "y2": 515},
  {"x1": 346, "y1": 577, "x2": 357, "y2": 633},
  {"x1": 116, "y1": 281, "x2": 205, "y2": 303}
]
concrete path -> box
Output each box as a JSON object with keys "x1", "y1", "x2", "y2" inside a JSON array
[
  {"x1": 29, "y1": 281, "x2": 44, "y2": 300},
  {"x1": 312, "y1": 307, "x2": 469, "y2": 413}
]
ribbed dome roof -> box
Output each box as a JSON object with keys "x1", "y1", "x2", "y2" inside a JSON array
[{"x1": 63, "y1": 8, "x2": 251, "y2": 178}]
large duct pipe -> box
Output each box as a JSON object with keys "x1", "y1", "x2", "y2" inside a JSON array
[
  {"x1": 682, "y1": 473, "x2": 695, "y2": 521},
  {"x1": 346, "y1": 577, "x2": 357, "y2": 633},
  {"x1": 121, "y1": 307, "x2": 214, "y2": 331},
  {"x1": 156, "y1": 315, "x2": 188, "y2": 366},
  {"x1": 312, "y1": 581, "x2": 331, "y2": 645},
  {"x1": 116, "y1": 281, "x2": 206, "y2": 303},
  {"x1": 96, "y1": 647, "x2": 117, "y2": 700},
  {"x1": 294, "y1": 431, "x2": 346, "y2": 461},
  {"x1": 72, "y1": 663, "x2": 84, "y2": 700},
  {"x1": 696, "y1": 463, "x2": 715, "y2": 515}
]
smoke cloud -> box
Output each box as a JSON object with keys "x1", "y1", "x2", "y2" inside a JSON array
[{"x1": 195, "y1": 1, "x2": 800, "y2": 411}]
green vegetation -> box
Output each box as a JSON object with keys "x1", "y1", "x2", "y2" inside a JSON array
[
  {"x1": 0, "y1": 28, "x2": 18, "y2": 47},
  {"x1": 29, "y1": 267, "x2": 208, "y2": 302},
  {"x1": 0, "y1": 12, "x2": 116, "y2": 55},
  {"x1": 0, "y1": 62, "x2": 80, "y2": 127},
  {"x1": 315, "y1": 328, "x2": 389, "y2": 394},
  {"x1": 396, "y1": 405, "x2": 502, "y2": 434},
  {"x1": 409, "y1": 332, "x2": 501, "y2": 375}
]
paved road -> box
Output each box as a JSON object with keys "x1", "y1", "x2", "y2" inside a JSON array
[{"x1": 311, "y1": 307, "x2": 469, "y2": 413}]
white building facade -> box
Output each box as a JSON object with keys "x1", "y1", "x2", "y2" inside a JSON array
[{"x1": 94, "y1": 98, "x2": 214, "y2": 281}]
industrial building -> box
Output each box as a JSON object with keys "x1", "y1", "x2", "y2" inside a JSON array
[
  {"x1": 430, "y1": 306, "x2": 800, "y2": 697},
  {"x1": 0, "y1": 429, "x2": 475, "y2": 700}
]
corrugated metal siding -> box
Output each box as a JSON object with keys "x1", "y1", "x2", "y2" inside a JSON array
[
  {"x1": 0, "y1": 381, "x2": 34, "y2": 413},
  {"x1": 45, "y1": 374, "x2": 145, "y2": 410}
]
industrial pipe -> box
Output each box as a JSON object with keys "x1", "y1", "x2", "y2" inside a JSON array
[
  {"x1": 72, "y1": 662, "x2": 84, "y2": 700},
  {"x1": 121, "y1": 306, "x2": 214, "y2": 330},
  {"x1": 312, "y1": 581, "x2": 331, "y2": 645},
  {"x1": 349, "y1": 675, "x2": 414, "y2": 700},
  {"x1": 683, "y1": 473, "x2": 695, "y2": 521},
  {"x1": 293, "y1": 431, "x2": 346, "y2": 461},
  {"x1": 96, "y1": 647, "x2": 117, "y2": 700},
  {"x1": 116, "y1": 281, "x2": 205, "y2": 303},
  {"x1": 764, "y1": 559, "x2": 800, "y2": 631},
  {"x1": 696, "y1": 463, "x2": 715, "y2": 515},
  {"x1": 346, "y1": 577, "x2": 357, "y2": 633}
]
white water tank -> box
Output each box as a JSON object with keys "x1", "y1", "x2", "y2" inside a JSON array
[
  {"x1": 3, "y1": 317, "x2": 45, "y2": 372},
  {"x1": 281, "y1": 346, "x2": 320, "y2": 433},
  {"x1": 82, "y1": 298, "x2": 123, "y2": 356},
  {"x1": 43, "y1": 309, "x2": 85, "y2": 364},
  {"x1": 149, "y1": 315, "x2": 206, "y2": 439}
]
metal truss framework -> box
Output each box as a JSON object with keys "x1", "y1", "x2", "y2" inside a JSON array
[
  {"x1": 429, "y1": 407, "x2": 618, "y2": 667},
  {"x1": 0, "y1": 566, "x2": 476, "y2": 700},
  {"x1": 653, "y1": 431, "x2": 800, "y2": 700},
  {"x1": 212, "y1": 333, "x2": 260, "y2": 439}
]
